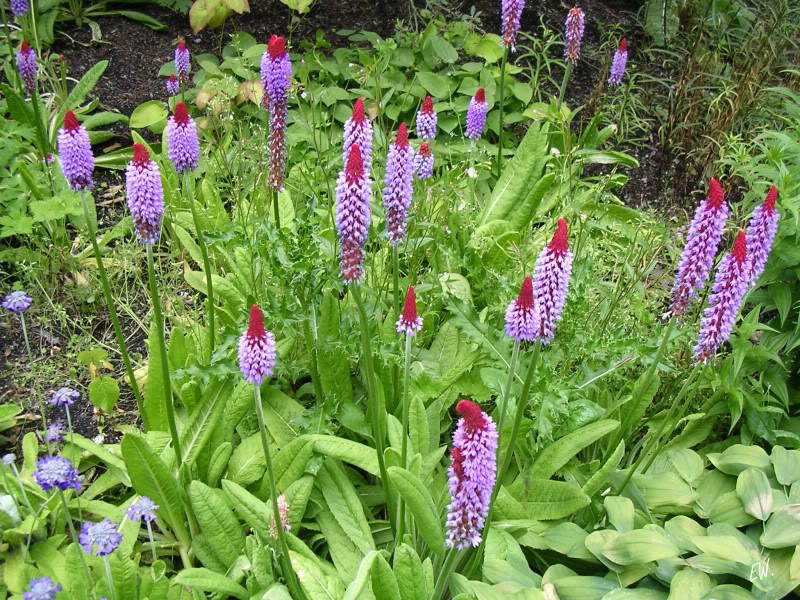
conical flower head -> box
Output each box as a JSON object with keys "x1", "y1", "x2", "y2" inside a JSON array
[
  {"x1": 745, "y1": 185, "x2": 779, "y2": 287},
  {"x1": 336, "y1": 143, "x2": 371, "y2": 283},
  {"x1": 17, "y1": 41, "x2": 37, "y2": 95},
  {"x1": 383, "y1": 122, "x2": 414, "y2": 246},
  {"x1": 445, "y1": 400, "x2": 498, "y2": 550},
  {"x1": 466, "y1": 88, "x2": 488, "y2": 140},
  {"x1": 126, "y1": 144, "x2": 165, "y2": 245},
  {"x1": 564, "y1": 7, "x2": 586, "y2": 64},
  {"x1": 533, "y1": 218, "x2": 573, "y2": 344},
  {"x1": 416, "y1": 96, "x2": 438, "y2": 140},
  {"x1": 608, "y1": 37, "x2": 628, "y2": 86},
  {"x1": 165, "y1": 74, "x2": 179, "y2": 96},
  {"x1": 413, "y1": 142, "x2": 434, "y2": 180},
  {"x1": 501, "y1": 0, "x2": 525, "y2": 51},
  {"x1": 396, "y1": 286, "x2": 423, "y2": 336},
  {"x1": 261, "y1": 35, "x2": 292, "y2": 107},
  {"x1": 58, "y1": 111, "x2": 94, "y2": 191},
  {"x1": 238, "y1": 305, "x2": 277, "y2": 384},
  {"x1": 167, "y1": 102, "x2": 199, "y2": 174},
  {"x1": 670, "y1": 178, "x2": 729, "y2": 318},
  {"x1": 269, "y1": 495, "x2": 291, "y2": 538},
  {"x1": 694, "y1": 231, "x2": 751, "y2": 363},
  {"x1": 505, "y1": 276, "x2": 540, "y2": 342},
  {"x1": 24, "y1": 577, "x2": 62, "y2": 600},
  {"x1": 175, "y1": 39, "x2": 190, "y2": 84},
  {"x1": 11, "y1": 0, "x2": 29, "y2": 19},
  {"x1": 343, "y1": 98, "x2": 374, "y2": 175},
  {"x1": 79, "y1": 519, "x2": 122, "y2": 556}
]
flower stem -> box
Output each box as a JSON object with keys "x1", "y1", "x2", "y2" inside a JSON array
[
  {"x1": 146, "y1": 245, "x2": 182, "y2": 464},
  {"x1": 184, "y1": 171, "x2": 215, "y2": 360},
  {"x1": 103, "y1": 555, "x2": 117, "y2": 600},
  {"x1": 58, "y1": 489, "x2": 91, "y2": 582},
  {"x1": 432, "y1": 547, "x2": 459, "y2": 600},
  {"x1": 494, "y1": 340, "x2": 520, "y2": 452},
  {"x1": 558, "y1": 62, "x2": 573, "y2": 105},
  {"x1": 396, "y1": 334, "x2": 413, "y2": 544},
  {"x1": 11, "y1": 465, "x2": 33, "y2": 512},
  {"x1": 495, "y1": 47, "x2": 508, "y2": 175},
  {"x1": 253, "y1": 385, "x2": 304, "y2": 600},
  {"x1": 65, "y1": 406, "x2": 73, "y2": 443},
  {"x1": 80, "y1": 191, "x2": 147, "y2": 428},
  {"x1": 391, "y1": 246, "x2": 401, "y2": 413},
  {"x1": 19, "y1": 313, "x2": 33, "y2": 364},
  {"x1": 146, "y1": 520, "x2": 157, "y2": 561},
  {"x1": 272, "y1": 187, "x2": 281, "y2": 230},
  {"x1": 301, "y1": 313, "x2": 325, "y2": 428}
]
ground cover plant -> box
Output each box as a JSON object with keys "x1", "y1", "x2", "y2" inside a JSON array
[{"x1": 1, "y1": 0, "x2": 800, "y2": 599}]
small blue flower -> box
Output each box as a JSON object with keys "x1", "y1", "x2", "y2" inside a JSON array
[
  {"x1": 23, "y1": 576, "x2": 62, "y2": 600},
  {"x1": 46, "y1": 421, "x2": 65, "y2": 444},
  {"x1": 2, "y1": 453, "x2": 14, "y2": 466},
  {"x1": 80, "y1": 519, "x2": 122, "y2": 556},
  {"x1": 2, "y1": 291, "x2": 32, "y2": 314},
  {"x1": 50, "y1": 387, "x2": 79, "y2": 408},
  {"x1": 127, "y1": 496, "x2": 159, "y2": 523},
  {"x1": 33, "y1": 456, "x2": 81, "y2": 492}
]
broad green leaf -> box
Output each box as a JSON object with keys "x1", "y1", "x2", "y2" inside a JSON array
[
  {"x1": 509, "y1": 479, "x2": 591, "y2": 520},
  {"x1": 601, "y1": 526, "x2": 680, "y2": 565},
  {"x1": 605, "y1": 496, "x2": 634, "y2": 532},
  {"x1": 272, "y1": 435, "x2": 314, "y2": 491},
  {"x1": 130, "y1": 100, "x2": 168, "y2": 129},
  {"x1": 583, "y1": 440, "x2": 624, "y2": 497},
  {"x1": 317, "y1": 461, "x2": 375, "y2": 556},
  {"x1": 143, "y1": 323, "x2": 168, "y2": 431},
  {"x1": 318, "y1": 294, "x2": 354, "y2": 407},
  {"x1": 388, "y1": 467, "x2": 445, "y2": 554},
  {"x1": 179, "y1": 378, "x2": 232, "y2": 465},
  {"x1": 417, "y1": 72, "x2": 449, "y2": 98},
  {"x1": 552, "y1": 575, "x2": 618, "y2": 600},
  {"x1": 667, "y1": 568, "x2": 712, "y2": 600},
  {"x1": 1, "y1": 84, "x2": 33, "y2": 127},
  {"x1": 429, "y1": 36, "x2": 458, "y2": 63},
  {"x1": 291, "y1": 551, "x2": 346, "y2": 599},
  {"x1": 53, "y1": 61, "x2": 109, "y2": 137},
  {"x1": 393, "y1": 543, "x2": 428, "y2": 600},
  {"x1": 669, "y1": 449, "x2": 705, "y2": 484},
  {"x1": 344, "y1": 551, "x2": 380, "y2": 600},
  {"x1": 262, "y1": 386, "x2": 305, "y2": 445},
  {"x1": 207, "y1": 442, "x2": 232, "y2": 487},
  {"x1": 228, "y1": 433, "x2": 266, "y2": 485},
  {"x1": 531, "y1": 419, "x2": 619, "y2": 480},
  {"x1": 174, "y1": 568, "x2": 248, "y2": 599},
  {"x1": 88, "y1": 376, "x2": 119, "y2": 414},
  {"x1": 371, "y1": 553, "x2": 401, "y2": 600},
  {"x1": 736, "y1": 467, "x2": 773, "y2": 521},
  {"x1": 409, "y1": 395, "x2": 429, "y2": 459},
  {"x1": 280, "y1": 0, "x2": 313, "y2": 13},
  {"x1": 221, "y1": 479, "x2": 271, "y2": 540},
  {"x1": 309, "y1": 435, "x2": 379, "y2": 476},
  {"x1": 188, "y1": 480, "x2": 245, "y2": 567},
  {"x1": 708, "y1": 491, "x2": 756, "y2": 528},
  {"x1": 507, "y1": 172, "x2": 555, "y2": 231},
  {"x1": 771, "y1": 446, "x2": 800, "y2": 486},
  {"x1": 760, "y1": 505, "x2": 800, "y2": 548},
  {"x1": 708, "y1": 444, "x2": 771, "y2": 476}
]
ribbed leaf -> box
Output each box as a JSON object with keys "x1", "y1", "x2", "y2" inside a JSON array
[
  {"x1": 143, "y1": 322, "x2": 168, "y2": 431},
  {"x1": 583, "y1": 440, "x2": 625, "y2": 498},
  {"x1": 180, "y1": 378, "x2": 232, "y2": 465},
  {"x1": 309, "y1": 435, "x2": 379, "y2": 476},
  {"x1": 409, "y1": 395, "x2": 429, "y2": 459},
  {"x1": 317, "y1": 461, "x2": 375, "y2": 556},
  {"x1": 188, "y1": 480, "x2": 246, "y2": 567},
  {"x1": 174, "y1": 568, "x2": 249, "y2": 599},
  {"x1": 531, "y1": 420, "x2": 619, "y2": 480},
  {"x1": 53, "y1": 61, "x2": 109, "y2": 141},
  {"x1": 221, "y1": 479, "x2": 271, "y2": 540},
  {"x1": 388, "y1": 467, "x2": 445, "y2": 554},
  {"x1": 510, "y1": 479, "x2": 590, "y2": 520},
  {"x1": 291, "y1": 551, "x2": 346, "y2": 600},
  {"x1": 393, "y1": 543, "x2": 429, "y2": 600}
]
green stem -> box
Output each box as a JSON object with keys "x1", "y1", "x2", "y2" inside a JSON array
[
  {"x1": 11, "y1": 465, "x2": 33, "y2": 512},
  {"x1": 59, "y1": 490, "x2": 91, "y2": 583},
  {"x1": 184, "y1": 172, "x2": 215, "y2": 360},
  {"x1": 253, "y1": 385, "x2": 304, "y2": 600},
  {"x1": 146, "y1": 245, "x2": 182, "y2": 464},
  {"x1": 301, "y1": 314, "x2": 325, "y2": 423},
  {"x1": 19, "y1": 313, "x2": 34, "y2": 364},
  {"x1": 272, "y1": 187, "x2": 281, "y2": 231},
  {"x1": 146, "y1": 520, "x2": 157, "y2": 561},
  {"x1": 495, "y1": 48, "x2": 508, "y2": 174},
  {"x1": 28, "y1": 0, "x2": 41, "y2": 54},
  {"x1": 103, "y1": 555, "x2": 117, "y2": 600},
  {"x1": 494, "y1": 340, "x2": 520, "y2": 451},
  {"x1": 351, "y1": 285, "x2": 394, "y2": 534},
  {"x1": 29, "y1": 85, "x2": 53, "y2": 190},
  {"x1": 432, "y1": 547, "x2": 459, "y2": 600},
  {"x1": 558, "y1": 62, "x2": 573, "y2": 105},
  {"x1": 391, "y1": 247, "x2": 401, "y2": 413},
  {"x1": 396, "y1": 333, "x2": 413, "y2": 545},
  {"x1": 80, "y1": 192, "x2": 147, "y2": 428}
]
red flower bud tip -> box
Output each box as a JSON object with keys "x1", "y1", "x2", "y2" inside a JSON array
[
  {"x1": 58, "y1": 54, "x2": 65, "y2": 62},
  {"x1": 132, "y1": 143, "x2": 150, "y2": 167},
  {"x1": 174, "y1": 102, "x2": 190, "y2": 125},
  {"x1": 764, "y1": 185, "x2": 778, "y2": 213},
  {"x1": 268, "y1": 35, "x2": 286, "y2": 58},
  {"x1": 549, "y1": 217, "x2": 569, "y2": 253},
  {"x1": 402, "y1": 286, "x2": 418, "y2": 322},
  {"x1": 456, "y1": 399, "x2": 487, "y2": 431},
  {"x1": 732, "y1": 230, "x2": 747, "y2": 264},
  {"x1": 517, "y1": 275, "x2": 534, "y2": 311},
  {"x1": 21, "y1": 40, "x2": 30, "y2": 52},
  {"x1": 168, "y1": 74, "x2": 177, "y2": 82},
  {"x1": 64, "y1": 110, "x2": 80, "y2": 132},
  {"x1": 395, "y1": 122, "x2": 409, "y2": 148},
  {"x1": 352, "y1": 98, "x2": 365, "y2": 124},
  {"x1": 345, "y1": 143, "x2": 364, "y2": 183},
  {"x1": 450, "y1": 447, "x2": 464, "y2": 478},
  {"x1": 708, "y1": 178, "x2": 724, "y2": 209},
  {"x1": 619, "y1": 38, "x2": 628, "y2": 52},
  {"x1": 177, "y1": 39, "x2": 186, "y2": 51},
  {"x1": 422, "y1": 95, "x2": 434, "y2": 113},
  {"x1": 419, "y1": 141, "x2": 431, "y2": 156},
  {"x1": 475, "y1": 88, "x2": 486, "y2": 103},
  {"x1": 247, "y1": 304, "x2": 266, "y2": 339}
]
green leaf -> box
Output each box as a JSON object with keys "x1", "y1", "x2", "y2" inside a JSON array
[
  {"x1": 54, "y1": 60, "x2": 109, "y2": 136},
  {"x1": 429, "y1": 36, "x2": 458, "y2": 63},
  {"x1": 207, "y1": 442, "x2": 232, "y2": 487},
  {"x1": 601, "y1": 526, "x2": 680, "y2": 565},
  {"x1": 188, "y1": 480, "x2": 246, "y2": 567},
  {"x1": 291, "y1": 551, "x2": 346, "y2": 599},
  {"x1": 279, "y1": 0, "x2": 313, "y2": 13},
  {"x1": 371, "y1": 553, "x2": 402, "y2": 600},
  {"x1": 760, "y1": 505, "x2": 800, "y2": 548},
  {"x1": 393, "y1": 543, "x2": 429, "y2": 600},
  {"x1": 29, "y1": 193, "x2": 82, "y2": 223},
  {"x1": 417, "y1": 72, "x2": 449, "y2": 98},
  {"x1": 309, "y1": 435, "x2": 379, "y2": 476},
  {"x1": 229, "y1": 433, "x2": 266, "y2": 485},
  {"x1": 531, "y1": 420, "x2": 619, "y2": 480},
  {"x1": 736, "y1": 467, "x2": 773, "y2": 521},
  {"x1": 1, "y1": 84, "x2": 33, "y2": 127},
  {"x1": 143, "y1": 322, "x2": 168, "y2": 431},
  {"x1": 174, "y1": 568, "x2": 248, "y2": 599},
  {"x1": 130, "y1": 100, "x2": 168, "y2": 129},
  {"x1": 409, "y1": 395, "x2": 429, "y2": 459},
  {"x1": 88, "y1": 376, "x2": 119, "y2": 413},
  {"x1": 583, "y1": 440, "x2": 624, "y2": 497},
  {"x1": 317, "y1": 461, "x2": 375, "y2": 556},
  {"x1": 771, "y1": 446, "x2": 800, "y2": 486},
  {"x1": 221, "y1": 479, "x2": 272, "y2": 539},
  {"x1": 179, "y1": 378, "x2": 232, "y2": 465},
  {"x1": 645, "y1": 0, "x2": 679, "y2": 47},
  {"x1": 708, "y1": 444, "x2": 771, "y2": 476},
  {"x1": 388, "y1": 467, "x2": 445, "y2": 554},
  {"x1": 464, "y1": 33, "x2": 504, "y2": 64},
  {"x1": 509, "y1": 479, "x2": 591, "y2": 520},
  {"x1": 343, "y1": 551, "x2": 380, "y2": 600}
]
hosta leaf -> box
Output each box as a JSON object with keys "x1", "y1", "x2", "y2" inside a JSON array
[
  {"x1": 736, "y1": 467, "x2": 773, "y2": 521},
  {"x1": 667, "y1": 568, "x2": 712, "y2": 599},
  {"x1": 551, "y1": 575, "x2": 618, "y2": 600},
  {"x1": 760, "y1": 504, "x2": 800, "y2": 548},
  {"x1": 601, "y1": 526, "x2": 680, "y2": 565},
  {"x1": 188, "y1": 480, "x2": 245, "y2": 567},
  {"x1": 530, "y1": 419, "x2": 619, "y2": 480},
  {"x1": 708, "y1": 444, "x2": 771, "y2": 476},
  {"x1": 388, "y1": 467, "x2": 445, "y2": 554},
  {"x1": 771, "y1": 446, "x2": 800, "y2": 486},
  {"x1": 174, "y1": 567, "x2": 249, "y2": 599}
]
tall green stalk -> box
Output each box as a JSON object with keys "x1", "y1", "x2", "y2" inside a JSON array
[
  {"x1": 272, "y1": 188, "x2": 281, "y2": 231},
  {"x1": 494, "y1": 340, "x2": 521, "y2": 451},
  {"x1": 59, "y1": 490, "x2": 91, "y2": 582},
  {"x1": 146, "y1": 245, "x2": 182, "y2": 464},
  {"x1": 558, "y1": 62, "x2": 573, "y2": 105},
  {"x1": 391, "y1": 246, "x2": 401, "y2": 412},
  {"x1": 103, "y1": 555, "x2": 117, "y2": 600},
  {"x1": 495, "y1": 48, "x2": 509, "y2": 174},
  {"x1": 184, "y1": 172, "x2": 215, "y2": 360},
  {"x1": 80, "y1": 192, "x2": 147, "y2": 428},
  {"x1": 432, "y1": 547, "x2": 459, "y2": 600},
  {"x1": 253, "y1": 385, "x2": 304, "y2": 599},
  {"x1": 396, "y1": 333, "x2": 413, "y2": 544}
]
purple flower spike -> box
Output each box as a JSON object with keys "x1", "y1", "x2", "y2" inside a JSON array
[
  {"x1": 46, "y1": 421, "x2": 65, "y2": 444},
  {"x1": 11, "y1": 0, "x2": 28, "y2": 19},
  {"x1": 58, "y1": 111, "x2": 94, "y2": 191},
  {"x1": 396, "y1": 286, "x2": 423, "y2": 336},
  {"x1": 262, "y1": 35, "x2": 292, "y2": 107},
  {"x1": 670, "y1": 178, "x2": 729, "y2": 318},
  {"x1": 175, "y1": 39, "x2": 190, "y2": 85},
  {"x1": 694, "y1": 231, "x2": 751, "y2": 363},
  {"x1": 383, "y1": 123, "x2": 414, "y2": 245},
  {"x1": 268, "y1": 101, "x2": 288, "y2": 192},
  {"x1": 127, "y1": 496, "x2": 159, "y2": 523},
  {"x1": 126, "y1": 144, "x2": 164, "y2": 245},
  {"x1": 608, "y1": 38, "x2": 628, "y2": 86},
  {"x1": 2, "y1": 290, "x2": 32, "y2": 313},
  {"x1": 336, "y1": 144, "x2": 372, "y2": 283},
  {"x1": 238, "y1": 305, "x2": 277, "y2": 385},
  {"x1": 167, "y1": 102, "x2": 199, "y2": 174},
  {"x1": 343, "y1": 99, "x2": 374, "y2": 176},
  {"x1": 564, "y1": 7, "x2": 585, "y2": 64},
  {"x1": 466, "y1": 88, "x2": 488, "y2": 141},
  {"x1": 80, "y1": 519, "x2": 122, "y2": 556},
  {"x1": 24, "y1": 577, "x2": 62, "y2": 600},
  {"x1": 501, "y1": 0, "x2": 525, "y2": 51},
  {"x1": 745, "y1": 186, "x2": 779, "y2": 287},
  {"x1": 33, "y1": 456, "x2": 81, "y2": 492},
  {"x1": 165, "y1": 74, "x2": 179, "y2": 96},
  {"x1": 50, "y1": 387, "x2": 79, "y2": 407},
  {"x1": 533, "y1": 218, "x2": 573, "y2": 344},
  {"x1": 416, "y1": 96, "x2": 437, "y2": 140},
  {"x1": 505, "y1": 276, "x2": 540, "y2": 343},
  {"x1": 413, "y1": 142, "x2": 434, "y2": 181},
  {"x1": 269, "y1": 495, "x2": 290, "y2": 539},
  {"x1": 17, "y1": 41, "x2": 37, "y2": 95},
  {"x1": 446, "y1": 400, "x2": 497, "y2": 550}
]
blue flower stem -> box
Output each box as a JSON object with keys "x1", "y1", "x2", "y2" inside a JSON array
[
  {"x1": 184, "y1": 171, "x2": 215, "y2": 360},
  {"x1": 103, "y1": 555, "x2": 117, "y2": 600},
  {"x1": 65, "y1": 405, "x2": 73, "y2": 443},
  {"x1": 253, "y1": 384, "x2": 304, "y2": 600},
  {"x1": 19, "y1": 313, "x2": 33, "y2": 364},
  {"x1": 146, "y1": 521, "x2": 157, "y2": 561},
  {"x1": 58, "y1": 489, "x2": 91, "y2": 582},
  {"x1": 146, "y1": 245, "x2": 183, "y2": 464},
  {"x1": 396, "y1": 333, "x2": 413, "y2": 545},
  {"x1": 10, "y1": 465, "x2": 33, "y2": 512},
  {"x1": 495, "y1": 47, "x2": 508, "y2": 175}
]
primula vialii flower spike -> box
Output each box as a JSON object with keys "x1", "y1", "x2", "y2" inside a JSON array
[
  {"x1": 167, "y1": 102, "x2": 199, "y2": 174},
  {"x1": 564, "y1": 7, "x2": 586, "y2": 64},
  {"x1": 24, "y1": 577, "x2": 62, "y2": 600},
  {"x1": 79, "y1": 519, "x2": 122, "y2": 556},
  {"x1": 694, "y1": 231, "x2": 751, "y2": 363},
  {"x1": 11, "y1": 0, "x2": 29, "y2": 19},
  {"x1": 466, "y1": 88, "x2": 488, "y2": 141},
  {"x1": 505, "y1": 276, "x2": 540, "y2": 343},
  {"x1": 745, "y1": 185, "x2": 779, "y2": 287},
  {"x1": 413, "y1": 142, "x2": 434, "y2": 180},
  {"x1": 416, "y1": 96, "x2": 437, "y2": 140},
  {"x1": 175, "y1": 38, "x2": 190, "y2": 85},
  {"x1": 445, "y1": 400, "x2": 497, "y2": 550},
  {"x1": 501, "y1": 0, "x2": 525, "y2": 51},
  {"x1": 126, "y1": 144, "x2": 165, "y2": 245},
  {"x1": 533, "y1": 218, "x2": 573, "y2": 344},
  {"x1": 336, "y1": 143, "x2": 371, "y2": 283},
  {"x1": 58, "y1": 110, "x2": 94, "y2": 191},
  {"x1": 343, "y1": 98, "x2": 374, "y2": 175},
  {"x1": 396, "y1": 286, "x2": 423, "y2": 336},
  {"x1": 608, "y1": 37, "x2": 629, "y2": 86},
  {"x1": 261, "y1": 35, "x2": 292, "y2": 191},
  {"x1": 269, "y1": 495, "x2": 290, "y2": 538},
  {"x1": 17, "y1": 41, "x2": 37, "y2": 95},
  {"x1": 165, "y1": 74, "x2": 179, "y2": 96},
  {"x1": 670, "y1": 178, "x2": 729, "y2": 318},
  {"x1": 383, "y1": 122, "x2": 414, "y2": 245},
  {"x1": 238, "y1": 305, "x2": 277, "y2": 385}
]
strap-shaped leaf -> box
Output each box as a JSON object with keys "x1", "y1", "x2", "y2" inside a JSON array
[
  {"x1": 174, "y1": 568, "x2": 248, "y2": 599},
  {"x1": 309, "y1": 435, "x2": 379, "y2": 476},
  {"x1": 188, "y1": 480, "x2": 246, "y2": 567},
  {"x1": 388, "y1": 467, "x2": 445, "y2": 554},
  {"x1": 531, "y1": 419, "x2": 619, "y2": 480},
  {"x1": 221, "y1": 479, "x2": 271, "y2": 540},
  {"x1": 180, "y1": 378, "x2": 233, "y2": 465}
]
